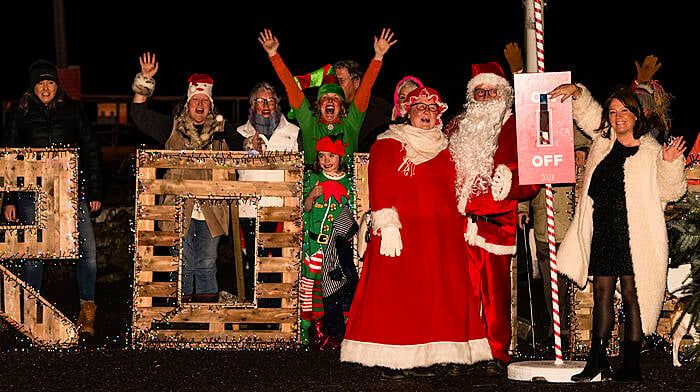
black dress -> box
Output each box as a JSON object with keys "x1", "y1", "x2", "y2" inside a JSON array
[{"x1": 587, "y1": 140, "x2": 640, "y2": 276}]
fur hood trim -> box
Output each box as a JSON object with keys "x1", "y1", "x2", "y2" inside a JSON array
[{"x1": 174, "y1": 112, "x2": 224, "y2": 149}]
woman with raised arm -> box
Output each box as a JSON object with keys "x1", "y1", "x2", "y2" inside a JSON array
[
  {"x1": 550, "y1": 83, "x2": 687, "y2": 383},
  {"x1": 130, "y1": 53, "x2": 244, "y2": 303},
  {"x1": 258, "y1": 28, "x2": 396, "y2": 165}
]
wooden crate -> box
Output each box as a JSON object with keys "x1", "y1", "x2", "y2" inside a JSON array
[
  {"x1": 0, "y1": 263, "x2": 78, "y2": 346},
  {"x1": 132, "y1": 150, "x2": 303, "y2": 349},
  {"x1": 0, "y1": 148, "x2": 79, "y2": 259}
]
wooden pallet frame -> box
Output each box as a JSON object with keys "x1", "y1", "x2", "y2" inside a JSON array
[
  {"x1": 0, "y1": 263, "x2": 78, "y2": 346},
  {"x1": 0, "y1": 148, "x2": 79, "y2": 259},
  {"x1": 132, "y1": 150, "x2": 303, "y2": 349},
  {"x1": 353, "y1": 154, "x2": 369, "y2": 272}
]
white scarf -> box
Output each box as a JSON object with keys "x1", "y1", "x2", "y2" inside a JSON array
[{"x1": 377, "y1": 123, "x2": 447, "y2": 176}]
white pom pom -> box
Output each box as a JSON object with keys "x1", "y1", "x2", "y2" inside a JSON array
[{"x1": 216, "y1": 115, "x2": 223, "y2": 122}]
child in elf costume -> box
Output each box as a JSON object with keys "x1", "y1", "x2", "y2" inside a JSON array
[{"x1": 301, "y1": 136, "x2": 355, "y2": 346}]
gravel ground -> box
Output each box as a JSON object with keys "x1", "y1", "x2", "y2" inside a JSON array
[{"x1": 1, "y1": 276, "x2": 698, "y2": 391}]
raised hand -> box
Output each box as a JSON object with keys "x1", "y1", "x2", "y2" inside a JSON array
[
  {"x1": 504, "y1": 42, "x2": 524, "y2": 74},
  {"x1": 139, "y1": 52, "x2": 159, "y2": 78},
  {"x1": 373, "y1": 28, "x2": 397, "y2": 61},
  {"x1": 548, "y1": 83, "x2": 582, "y2": 103},
  {"x1": 663, "y1": 136, "x2": 686, "y2": 162},
  {"x1": 635, "y1": 55, "x2": 662, "y2": 83},
  {"x1": 258, "y1": 29, "x2": 280, "y2": 57}
]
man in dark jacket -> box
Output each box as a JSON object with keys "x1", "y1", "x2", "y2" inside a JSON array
[
  {"x1": 2, "y1": 60, "x2": 103, "y2": 337},
  {"x1": 333, "y1": 60, "x2": 391, "y2": 153}
]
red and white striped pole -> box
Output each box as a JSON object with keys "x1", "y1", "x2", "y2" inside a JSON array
[{"x1": 534, "y1": 0, "x2": 564, "y2": 365}]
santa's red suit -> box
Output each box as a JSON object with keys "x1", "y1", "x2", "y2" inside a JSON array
[
  {"x1": 341, "y1": 88, "x2": 492, "y2": 370},
  {"x1": 446, "y1": 63, "x2": 539, "y2": 363}
]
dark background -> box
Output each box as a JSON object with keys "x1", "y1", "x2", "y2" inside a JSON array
[{"x1": 1, "y1": 1, "x2": 697, "y2": 140}]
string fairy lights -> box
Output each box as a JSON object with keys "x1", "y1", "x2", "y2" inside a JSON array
[{"x1": 132, "y1": 149, "x2": 304, "y2": 350}]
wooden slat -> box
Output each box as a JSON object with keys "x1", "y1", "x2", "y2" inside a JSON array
[
  {"x1": 258, "y1": 207, "x2": 301, "y2": 222},
  {"x1": 169, "y1": 308, "x2": 296, "y2": 323},
  {"x1": 575, "y1": 292, "x2": 594, "y2": 308},
  {"x1": 137, "y1": 282, "x2": 177, "y2": 297},
  {"x1": 133, "y1": 306, "x2": 177, "y2": 320},
  {"x1": 139, "y1": 205, "x2": 177, "y2": 221},
  {"x1": 3, "y1": 275, "x2": 21, "y2": 321},
  {"x1": 137, "y1": 150, "x2": 302, "y2": 170},
  {"x1": 154, "y1": 330, "x2": 294, "y2": 341},
  {"x1": 138, "y1": 231, "x2": 178, "y2": 246},
  {"x1": 258, "y1": 257, "x2": 297, "y2": 273},
  {"x1": 139, "y1": 256, "x2": 179, "y2": 272},
  {"x1": 257, "y1": 283, "x2": 293, "y2": 298},
  {"x1": 258, "y1": 233, "x2": 299, "y2": 248},
  {"x1": 139, "y1": 179, "x2": 298, "y2": 197}
]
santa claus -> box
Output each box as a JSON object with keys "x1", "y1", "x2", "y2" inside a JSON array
[{"x1": 445, "y1": 62, "x2": 539, "y2": 374}]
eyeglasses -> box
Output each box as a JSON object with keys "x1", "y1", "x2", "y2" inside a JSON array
[
  {"x1": 474, "y1": 88, "x2": 499, "y2": 98},
  {"x1": 410, "y1": 103, "x2": 439, "y2": 112},
  {"x1": 254, "y1": 97, "x2": 277, "y2": 106}
]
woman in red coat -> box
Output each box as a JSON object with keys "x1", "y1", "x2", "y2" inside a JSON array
[{"x1": 341, "y1": 87, "x2": 492, "y2": 378}]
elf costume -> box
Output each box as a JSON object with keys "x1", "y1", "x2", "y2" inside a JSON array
[
  {"x1": 300, "y1": 137, "x2": 354, "y2": 345},
  {"x1": 267, "y1": 54, "x2": 382, "y2": 165}
]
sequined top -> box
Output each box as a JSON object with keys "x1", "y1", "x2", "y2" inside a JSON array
[{"x1": 588, "y1": 140, "x2": 639, "y2": 276}]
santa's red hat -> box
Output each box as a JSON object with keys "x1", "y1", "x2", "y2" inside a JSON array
[
  {"x1": 314, "y1": 136, "x2": 347, "y2": 156},
  {"x1": 186, "y1": 73, "x2": 214, "y2": 104},
  {"x1": 466, "y1": 61, "x2": 511, "y2": 96},
  {"x1": 399, "y1": 87, "x2": 448, "y2": 117}
]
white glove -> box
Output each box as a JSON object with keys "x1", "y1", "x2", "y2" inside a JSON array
[
  {"x1": 380, "y1": 226, "x2": 402, "y2": 257},
  {"x1": 491, "y1": 164, "x2": 512, "y2": 201}
]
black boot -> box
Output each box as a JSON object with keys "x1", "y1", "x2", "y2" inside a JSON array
[
  {"x1": 571, "y1": 336, "x2": 613, "y2": 382},
  {"x1": 613, "y1": 340, "x2": 643, "y2": 382}
]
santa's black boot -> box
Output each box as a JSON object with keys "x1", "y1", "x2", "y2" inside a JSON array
[
  {"x1": 571, "y1": 336, "x2": 612, "y2": 382},
  {"x1": 613, "y1": 340, "x2": 643, "y2": 382}
]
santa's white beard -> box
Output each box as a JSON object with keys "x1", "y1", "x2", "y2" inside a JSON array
[{"x1": 449, "y1": 98, "x2": 509, "y2": 213}]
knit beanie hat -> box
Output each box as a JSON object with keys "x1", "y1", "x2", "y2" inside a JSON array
[
  {"x1": 29, "y1": 60, "x2": 59, "y2": 87},
  {"x1": 186, "y1": 74, "x2": 214, "y2": 104}
]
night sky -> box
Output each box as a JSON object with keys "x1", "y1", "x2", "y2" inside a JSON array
[{"x1": 2, "y1": 1, "x2": 697, "y2": 141}]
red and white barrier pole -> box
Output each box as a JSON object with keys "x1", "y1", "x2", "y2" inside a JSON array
[{"x1": 534, "y1": 0, "x2": 564, "y2": 365}]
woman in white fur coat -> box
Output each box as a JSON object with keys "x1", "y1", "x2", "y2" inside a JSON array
[{"x1": 549, "y1": 83, "x2": 687, "y2": 382}]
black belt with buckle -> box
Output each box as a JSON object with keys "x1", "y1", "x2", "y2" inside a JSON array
[
  {"x1": 466, "y1": 211, "x2": 509, "y2": 227},
  {"x1": 308, "y1": 231, "x2": 329, "y2": 245}
]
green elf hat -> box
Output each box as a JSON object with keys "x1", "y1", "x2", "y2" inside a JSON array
[{"x1": 289, "y1": 64, "x2": 345, "y2": 119}]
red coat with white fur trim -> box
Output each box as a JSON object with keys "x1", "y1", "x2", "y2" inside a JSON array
[{"x1": 446, "y1": 114, "x2": 539, "y2": 255}]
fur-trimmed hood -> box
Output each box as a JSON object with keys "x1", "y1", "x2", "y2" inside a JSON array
[{"x1": 171, "y1": 111, "x2": 224, "y2": 150}]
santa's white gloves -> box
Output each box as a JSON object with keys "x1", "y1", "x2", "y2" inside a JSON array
[
  {"x1": 491, "y1": 164, "x2": 513, "y2": 201},
  {"x1": 379, "y1": 226, "x2": 402, "y2": 257},
  {"x1": 371, "y1": 208, "x2": 403, "y2": 258}
]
